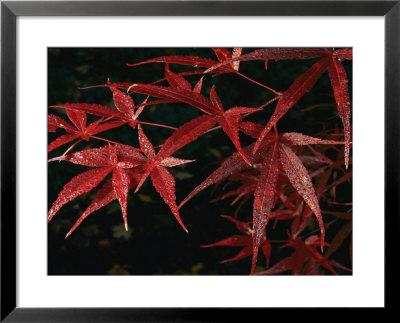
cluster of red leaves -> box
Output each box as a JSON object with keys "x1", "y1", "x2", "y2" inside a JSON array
[{"x1": 48, "y1": 48, "x2": 352, "y2": 275}]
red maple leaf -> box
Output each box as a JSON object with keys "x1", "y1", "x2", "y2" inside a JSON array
[
  {"x1": 108, "y1": 81, "x2": 261, "y2": 164},
  {"x1": 253, "y1": 57, "x2": 331, "y2": 153},
  {"x1": 327, "y1": 53, "x2": 352, "y2": 168},
  {"x1": 200, "y1": 215, "x2": 273, "y2": 267},
  {"x1": 179, "y1": 123, "x2": 345, "y2": 274},
  {"x1": 210, "y1": 173, "x2": 258, "y2": 208},
  {"x1": 48, "y1": 110, "x2": 123, "y2": 152},
  {"x1": 48, "y1": 144, "x2": 147, "y2": 233},
  {"x1": 128, "y1": 48, "x2": 282, "y2": 94},
  {"x1": 133, "y1": 124, "x2": 195, "y2": 232},
  {"x1": 127, "y1": 52, "x2": 233, "y2": 75},
  {"x1": 66, "y1": 167, "x2": 144, "y2": 238},
  {"x1": 212, "y1": 47, "x2": 242, "y2": 72},
  {"x1": 204, "y1": 48, "x2": 329, "y2": 74},
  {"x1": 252, "y1": 49, "x2": 352, "y2": 169},
  {"x1": 126, "y1": 48, "x2": 352, "y2": 169},
  {"x1": 258, "y1": 235, "x2": 337, "y2": 275},
  {"x1": 50, "y1": 81, "x2": 177, "y2": 133}
]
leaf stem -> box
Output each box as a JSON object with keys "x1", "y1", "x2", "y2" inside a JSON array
[
  {"x1": 204, "y1": 125, "x2": 222, "y2": 134},
  {"x1": 137, "y1": 121, "x2": 177, "y2": 130},
  {"x1": 59, "y1": 139, "x2": 82, "y2": 160},
  {"x1": 90, "y1": 136, "x2": 122, "y2": 146},
  {"x1": 235, "y1": 71, "x2": 282, "y2": 96},
  {"x1": 257, "y1": 96, "x2": 280, "y2": 110}
]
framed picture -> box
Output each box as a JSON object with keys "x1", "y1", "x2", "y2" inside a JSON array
[{"x1": 1, "y1": 0, "x2": 397, "y2": 320}]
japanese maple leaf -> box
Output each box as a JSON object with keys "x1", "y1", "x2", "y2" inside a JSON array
[
  {"x1": 128, "y1": 48, "x2": 285, "y2": 95},
  {"x1": 48, "y1": 144, "x2": 147, "y2": 232},
  {"x1": 127, "y1": 52, "x2": 233, "y2": 75},
  {"x1": 208, "y1": 85, "x2": 261, "y2": 165},
  {"x1": 48, "y1": 109, "x2": 123, "y2": 152},
  {"x1": 65, "y1": 167, "x2": 144, "y2": 238},
  {"x1": 273, "y1": 138, "x2": 343, "y2": 252},
  {"x1": 87, "y1": 72, "x2": 262, "y2": 166},
  {"x1": 327, "y1": 53, "x2": 352, "y2": 168},
  {"x1": 75, "y1": 68, "x2": 201, "y2": 114},
  {"x1": 134, "y1": 124, "x2": 194, "y2": 232},
  {"x1": 128, "y1": 48, "x2": 243, "y2": 75},
  {"x1": 126, "y1": 82, "x2": 260, "y2": 164},
  {"x1": 108, "y1": 78, "x2": 145, "y2": 128},
  {"x1": 123, "y1": 82, "x2": 216, "y2": 115},
  {"x1": 180, "y1": 125, "x2": 344, "y2": 274},
  {"x1": 127, "y1": 48, "x2": 351, "y2": 168},
  {"x1": 178, "y1": 141, "x2": 272, "y2": 211},
  {"x1": 107, "y1": 79, "x2": 176, "y2": 130},
  {"x1": 287, "y1": 140, "x2": 351, "y2": 241},
  {"x1": 131, "y1": 48, "x2": 327, "y2": 82},
  {"x1": 210, "y1": 173, "x2": 257, "y2": 206},
  {"x1": 253, "y1": 57, "x2": 331, "y2": 153},
  {"x1": 250, "y1": 135, "x2": 336, "y2": 273},
  {"x1": 282, "y1": 236, "x2": 336, "y2": 275},
  {"x1": 212, "y1": 47, "x2": 243, "y2": 72},
  {"x1": 180, "y1": 130, "x2": 342, "y2": 218},
  {"x1": 50, "y1": 80, "x2": 176, "y2": 131},
  {"x1": 164, "y1": 63, "x2": 205, "y2": 93},
  {"x1": 200, "y1": 215, "x2": 272, "y2": 267},
  {"x1": 290, "y1": 169, "x2": 352, "y2": 241},
  {"x1": 255, "y1": 236, "x2": 337, "y2": 275},
  {"x1": 252, "y1": 48, "x2": 352, "y2": 167},
  {"x1": 204, "y1": 48, "x2": 329, "y2": 74},
  {"x1": 50, "y1": 102, "x2": 121, "y2": 119},
  {"x1": 251, "y1": 141, "x2": 279, "y2": 274}
]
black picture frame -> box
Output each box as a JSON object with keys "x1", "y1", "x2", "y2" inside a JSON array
[{"x1": 1, "y1": 0, "x2": 398, "y2": 321}]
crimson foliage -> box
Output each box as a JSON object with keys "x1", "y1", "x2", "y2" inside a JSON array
[{"x1": 48, "y1": 48, "x2": 352, "y2": 275}]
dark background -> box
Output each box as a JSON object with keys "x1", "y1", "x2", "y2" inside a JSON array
[{"x1": 48, "y1": 48, "x2": 352, "y2": 275}]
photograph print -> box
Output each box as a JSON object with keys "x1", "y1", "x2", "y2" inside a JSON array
[{"x1": 48, "y1": 47, "x2": 352, "y2": 276}]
